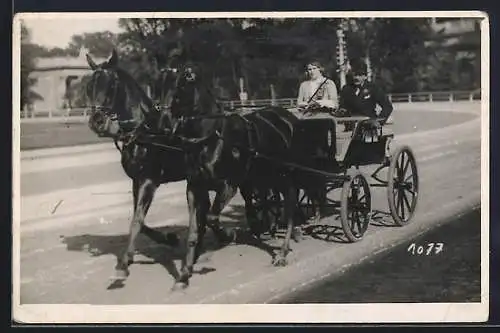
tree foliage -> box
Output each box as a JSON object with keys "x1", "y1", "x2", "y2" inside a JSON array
[
  {"x1": 21, "y1": 17, "x2": 481, "y2": 109},
  {"x1": 20, "y1": 21, "x2": 43, "y2": 110}
]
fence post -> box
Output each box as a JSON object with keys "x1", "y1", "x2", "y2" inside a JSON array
[
  {"x1": 449, "y1": 93, "x2": 453, "y2": 102},
  {"x1": 429, "y1": 93, "x2": 433, "y2": 102},
  {"x1": 408, "y1": 94, "x2": 412, "y2": 103},
  {"x1": 469, "y1": 93, "x2": 474, "y2": 101}
]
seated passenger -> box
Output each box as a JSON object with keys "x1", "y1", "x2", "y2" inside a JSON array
[
  {"x1": 297, "y1": 61, "x2": 339, "y2": 116},
  {"x1": 339, "y1": 60, "x2": 393, "y2": 125}
]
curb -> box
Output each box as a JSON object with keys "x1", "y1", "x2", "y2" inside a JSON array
[{"x1": 18, "y1": 101, "x2": 480, "y2": 160}]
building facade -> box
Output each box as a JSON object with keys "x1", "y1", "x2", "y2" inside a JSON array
[
  {"x1": 428, "y1": 17, "x2": 481, "y2": 91},
  {"x1": 27, "y1": 48, "x2": 105, "y2": 116}
]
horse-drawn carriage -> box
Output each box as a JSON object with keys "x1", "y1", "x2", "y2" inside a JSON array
[
  {"x1": 84, "y1": 50, "x2": 419, "y2": 288},
  {"x1": 243, "y1": 111, "x2": 419, "y2": 243}
]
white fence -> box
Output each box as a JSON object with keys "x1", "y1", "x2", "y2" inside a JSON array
[{"x1": 20, "y1": 90, "x2": 480, "y2": 120}]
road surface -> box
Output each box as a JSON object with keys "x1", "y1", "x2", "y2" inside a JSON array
[
  {"x1": 15, "y1": 103, "x2": 483, "y2": 315},
  {"x1": 278, "y1": 207, "x2": 481, "y2": 303}
]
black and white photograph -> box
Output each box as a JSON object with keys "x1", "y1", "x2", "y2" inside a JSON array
[{"x1": 12, "y1": 11, "x2": 489, "y2": 323}]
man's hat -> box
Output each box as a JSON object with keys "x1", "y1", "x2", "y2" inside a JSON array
[{"x1": 350, "y1": 59, "x2": 368, "y2": 74}]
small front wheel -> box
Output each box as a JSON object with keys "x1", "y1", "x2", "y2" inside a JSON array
[{"x1": 340, "y1": 170, "x2": 372, "y2": 242}]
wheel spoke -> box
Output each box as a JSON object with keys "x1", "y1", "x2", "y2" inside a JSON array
[
  {"x1": 350, "y1": 209, "x2": 356, "y2": 231},
  {"x1": 399, "y1": 189, "x2": 406, "y2": 220},
  {"x1": 356, "y1": 211, "x2": 363, "y2": 233},
  {"x1": 398, "y1": 154, "x2": 404, "y2": 178},
  {"x1": 396, "y1": 189, "x2": 402, "y2": 214},
  {"x1": 404, "y1": 173, "x2": 414, "y2": 183},
  {"x1": 404, "y1": 187, "x2": 416, "y2": 197},
  {"x1": 394, "y1": 163, "x2": 401, "y2": 183},
  {"x1": 402, "y1": 153, "x2": 411, "y2": 176},
  {"x1": 402, "y1": 190, "x2": 412, "y2": 215}
]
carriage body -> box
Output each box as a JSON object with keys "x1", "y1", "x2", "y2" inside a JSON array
[
  {"x1": 249, "y1": 112, "x2": 419, "y2": 243},
  {"x1": 292, "y1": 116, "x2": 393, "y2": 172}
]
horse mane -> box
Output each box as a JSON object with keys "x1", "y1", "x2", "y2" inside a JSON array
[
  {"x1": 242, "y1": 106, "x2": 298, "y2": 156},
  {"x1": 114, "y1": 67, "x2": 160, "y2": 124}
]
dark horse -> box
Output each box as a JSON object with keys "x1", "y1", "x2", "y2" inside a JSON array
[
  {"x1": 169, "y1": 66, "x2": 303, "y2": 288},
  {"x1": 156, "y1": 61, "x2": 245, "y2": 289},
  {"x1": 84, "y1": 50, "x2": 235, "y2": 283}
]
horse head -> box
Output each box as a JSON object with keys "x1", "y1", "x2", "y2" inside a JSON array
[
  {"x1": 158, "y1": 62, "x2": 237, "y2": 179},
  {"x1": 85, "y1": 50, "x2": 127, "y2": 138},
  {"x1": 85, "y1": 49, "x2": 161, "y2": 139}
]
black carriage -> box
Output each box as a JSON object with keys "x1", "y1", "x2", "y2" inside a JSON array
[{"x1": 247, "y1": 114, "x2": 419, "y2": 242}]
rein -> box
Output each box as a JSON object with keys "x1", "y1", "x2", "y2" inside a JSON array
[
  {"x1": 112, "y1": 128, "x2": 183, "y2": 153},
  {"x1": 307, "y1": 78, "x2": 329, "y2": 105}
]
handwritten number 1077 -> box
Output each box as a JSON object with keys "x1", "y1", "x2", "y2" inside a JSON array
[{"x1": 407, "y1": 243, "x2": 444, "y2": 255}]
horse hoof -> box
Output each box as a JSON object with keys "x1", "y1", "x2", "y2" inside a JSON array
[
  {"x1": 112, "y1": 268, "x2": 129, "y2": 281},
  {"x1": 272, "y1": 257, "x2": 288, "y2": 267},
  {"x1": 171, "y1": 281, "x2": 189, "y2": 291},
  {"x1": 292, "y1": 228, "x2": 304, "y2": 243},
  {"x1": 229, "y1": 229, "x2": 239, "y2": 244},
  {"x1": 307, "y1": 213, "x2": 321, "y2": 223}
]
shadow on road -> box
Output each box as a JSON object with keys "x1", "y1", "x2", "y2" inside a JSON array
[
  {"x1": 59, "y1": 203, "x2": 285, "y2": 289},
  {"x1": 59, "y1": 198, "x2": 407, "y2": 291}
]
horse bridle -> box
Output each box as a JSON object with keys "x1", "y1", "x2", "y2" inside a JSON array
[
  {"x1": 87, "y1": 68, "x2": 144, "y2": 152},
  {"x1": 88, "y1": 68, "x2": 120, "y2": 117}
]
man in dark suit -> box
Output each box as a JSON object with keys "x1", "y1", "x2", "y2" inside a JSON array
[{"x1": 339, "y1": 60, "x2": 394, "y2": 125}]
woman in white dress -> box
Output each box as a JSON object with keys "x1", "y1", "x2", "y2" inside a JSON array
[
  {"x1": 295, "y1": 62, "x2": 339, "y2": 223},
  {"x1": 297, "y1": 61, "x2": 339, "y2": 115}
]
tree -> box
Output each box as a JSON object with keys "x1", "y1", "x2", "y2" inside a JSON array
[
  {"x1": 67, "y1": 31, "x2": 119, "y2": 58},
  {"x1": 20, "y1": 21, "x2": 42, "y2": 111},
  {"x1": 96, "y1": 17, "x2": 468, "y2": 103},
  {"x1": 345, "y1": 18, "x2": 437, "y2": 92}
]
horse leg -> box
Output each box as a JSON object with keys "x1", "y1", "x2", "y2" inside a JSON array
[
  {"x1": 239, "y1": 183, "x2": 262, "y2": 238},
  {"x1": 273, "y1": 184, "x2": 297, "y2": 267},
  {"x1": 307, "y1": 186, "x2": 321, "y2": 224},
  {"x1": 207, "y1": 183, "x2": 238, "y2": 245},
  {"x1": 174, "y1": 181, "x2": 207, "y2": 289},
  {"x1": 267, "y1": 188, "x2": 280, "y2": 239},
  {"x1": 114, "y1": 178, "x2": 158, "y2": 280},
  {"x1": 195, "y1": 190, "x2": 210, "y2": 261}
]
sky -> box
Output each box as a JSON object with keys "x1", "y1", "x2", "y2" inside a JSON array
[{"x1": 22, "y1": 16, "x2": 125, "y2": 48}]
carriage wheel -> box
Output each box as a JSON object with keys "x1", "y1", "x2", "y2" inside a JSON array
[
  {"x1": 340, "y1": 171, "x2": 372, "y2": 242},
  {"x1": 387, "y1": 145, "x2": 419, "y2": 226}
]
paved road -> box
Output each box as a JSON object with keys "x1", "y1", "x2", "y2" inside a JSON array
[
  {"x1": 15, "y1": 103, "x2": 483, "y2": 319},
  {"x1": 278, "y1": 207, "x2": 481, "y2": 303}
]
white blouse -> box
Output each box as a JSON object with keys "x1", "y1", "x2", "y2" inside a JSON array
[{"x1": 297, "y1": 76, "x2": 339, "y2": 109}]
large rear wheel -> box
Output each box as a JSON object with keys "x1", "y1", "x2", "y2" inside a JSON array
[{"x1": 387, "y1": 145, "x2": 419, "y2": 226}]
